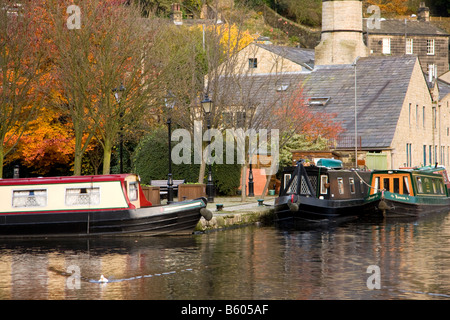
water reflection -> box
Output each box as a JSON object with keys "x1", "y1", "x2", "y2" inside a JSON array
[{"x1": 1, "y1": 211, "x2": 450, "y2": 300}]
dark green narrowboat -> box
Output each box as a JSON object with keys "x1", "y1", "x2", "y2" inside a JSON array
[{"x1": 366, "y1": 167, "x2": 450, "y2": 217}]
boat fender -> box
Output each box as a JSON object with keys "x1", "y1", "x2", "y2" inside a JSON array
[
  {"x1": 287, "y1": 201, "x2": 299, "y2": 212},
  {"x1": 200, "y1": 208, "x2": 213, "y2": 221},
  {"x1": 287, "y1": 194, "x2": 300, "y2": 212}
]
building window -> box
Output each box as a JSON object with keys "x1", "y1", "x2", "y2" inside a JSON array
[
  {"x1": 427, "y1": 64, "x2": 437, "y2": 81},
  {"x1": 382, "y1": 38, "x2": 391, "y2": 54},
  {"x1": 423, "y1": 145, "x2": 427, "y2": 165},
  {"x1": 406, "y1": 143, "x2": 412, "y2": 167},
  {"x1": 416, "y1": 104, "x2": 419, "y2": 127},
  {"x1": 408, "y1": 103, "x2": 411, "y2": 125},
  {"x1": 429, "y1": 145, "x2": 432, "y2": 165},
  {"x1": 406, "y1": 38, "x2": 413, "y2": 54},
  {"x1": 249, "y1": 58, "x2": 257, "y2": 69},
  {"x1": 423, "y1": 106, "x2": 426, "y2": 128},
  {"x1": 427, "y1": 39, "x2": 435, "y2": 55},
  {"x1": 308, "y1": 97, "x2": 330, "y2": 107}
]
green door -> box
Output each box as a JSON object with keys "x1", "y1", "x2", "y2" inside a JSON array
[{"x1": 366, "y1": 153, "x2": 388, "y2": 170}]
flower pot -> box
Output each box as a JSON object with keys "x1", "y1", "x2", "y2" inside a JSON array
[
  {"x1": 178, "y1": 184, "x2": 206, "y2": 200},
  {"x1": 141, "y1": 186, "x2": 161, "y2": 205}
]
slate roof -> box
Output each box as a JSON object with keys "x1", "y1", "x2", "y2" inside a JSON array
[
  {"x1": 256, "y1": 43, "x2": 315, "y2": 70},
  {"x1": 438, "y1": 79, "x2": 450, "y2": 100},
  {"x1": 213, "y1": 55, "x2": 419, "y2": 149},
  {"x1": 363, "y1": 19, "x2": 449, "y2": 37}
]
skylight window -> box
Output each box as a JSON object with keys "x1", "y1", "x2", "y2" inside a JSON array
[
  {"x1": 276, "y1": 84, "x2": 290, "y2": 92},
  {"x1": 308, "y1": 97, "x2": 330, "y2": 107}
]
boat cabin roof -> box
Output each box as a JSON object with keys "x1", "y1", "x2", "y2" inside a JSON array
[
  {"x1": 372, "y1": 169, "x2": 443, "y2": 178},
  {"x1": 0, "y1": 174, "x2": 137, "y2": 186}
]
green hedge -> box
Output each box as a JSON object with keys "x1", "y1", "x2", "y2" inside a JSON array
[{"x1": 133, "y1": 128, "x2": 242, "y2": 195}]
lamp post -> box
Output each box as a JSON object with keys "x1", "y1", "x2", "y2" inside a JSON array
[
  {"x1": 113, "y1": 83, "x2": 125, "y2": 173},
  {"x1": 353, "y1": 57, "x2": 360, "y2": 169},
  {"x1": 165, "y1": 91, "x2": 175, "y2": 204},
  {"x1": 248, "y1": 162, "x2": 254, "y2": 197},
  {"x1": 201, "y1": 94, "x2": 214, "y2": 203}
]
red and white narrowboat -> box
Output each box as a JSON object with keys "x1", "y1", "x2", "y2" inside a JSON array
[{"x1": 0, "y1": 174, "x2": 212, "y2": 238}]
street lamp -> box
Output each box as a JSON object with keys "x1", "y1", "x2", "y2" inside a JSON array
[
  {"x1": 248, "y1": 163, "x2": 255, "y2": 197},
  {"x1": 201, "y1": 94, "x2": 214, "y2": 203},
  {"x1": 165, "y1": 91, "x2": 175, "y2": 203},
  {"x1": 113, "y1": 83, "x2": 125, "y2": 173},
  {"x1": 352, "y1": 56, "x2": 360, "y2": 169}
]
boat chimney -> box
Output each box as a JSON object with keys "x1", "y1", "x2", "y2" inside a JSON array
[{"x1": 13, "y1": 165, "x2": 19, "y2": 179}]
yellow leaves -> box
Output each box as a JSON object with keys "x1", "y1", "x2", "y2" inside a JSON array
[
  {"x1": 190, "y1": 23, "x2": 255, "y2": 55},
  {"x1": 365, "y1": 0, "x2": 410, "y2": 16},
  {"x1": 217, "y1": 24, "x2": 255, "y2": 52}
]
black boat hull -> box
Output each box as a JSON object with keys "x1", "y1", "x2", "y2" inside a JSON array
[
  {"x1": 0, "y1": 198, "x2": 210, "y2": 238},
  {"x1": 274, "y1": 194, "x2": 375, "y2": 221}
]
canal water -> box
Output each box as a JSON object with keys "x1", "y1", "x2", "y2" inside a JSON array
[{"x1": 1, "y1": 211, "x2": 450, "y2": 301}]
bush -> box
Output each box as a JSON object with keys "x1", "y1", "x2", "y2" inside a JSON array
[{"x1": 133, "y1": 128, "x2": 242, "y2": 195}]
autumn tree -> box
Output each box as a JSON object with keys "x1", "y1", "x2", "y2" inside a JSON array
[
  {"x1": 364, "y1": 0, "x2": 412, "y2": 16},
  {"x1": 0, "y1": 1, "x2": 48, "y2": 178},
  {"x1": 44, "y1": 0, "x2": 161, "y2": 175}
]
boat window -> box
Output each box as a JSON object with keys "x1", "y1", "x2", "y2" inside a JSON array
[
  {"x1": 337, "y1": 178, "x2": 344, "y2": 194},
  {"x1": 284, "y1": 174, "x2": 292, "y2": 191},
  {"x1": 416, "y1": 177, "x2": 423, "y2": 193},
  {"x1": 66, "y1": 187, "x2": 100, "y2": 206},
  {"x1": 349, "y1": 178, "x2": 355, "y2": 194},
  {"x1": 383, "y1": 178, "x2": 390, "y2": 192},
  {"x1": 373, "y1": 177, "x2": 380, "y2": 194},
  {"x1": 433, "y1": 179, "x2": 444, "y2": 194},
  {"x1": 403, "y1": 176, "x2": 410, "y2": 195},
  {"x1": 12, "y1": 189, "x2": 47, "y2": 208},
  {"x1": 432, "y1": 180, "x2": 437, "y2": 194},
  {"x1": 128, "y1": 182, "x2": 138, "y2": 201},
  {"x1": 286, "y1": 174, "x2": 298, "y2": 194},
  {"x1": 423, "y1": 178, "x2": 431, "y2": 194},
  {"x1": 393, "y1": 178, "x2": 400, "y2": 194},
  {"x1": 320, "y1": 175, "x2": 328, "y2": 194}
]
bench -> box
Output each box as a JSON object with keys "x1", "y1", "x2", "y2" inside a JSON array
[{"x1": 149, "y1": 179, "x2": 186, "y2": 199}]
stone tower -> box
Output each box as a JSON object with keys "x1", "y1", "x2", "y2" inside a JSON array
[{"x1": 315, "y1": 0, "x2": 368, "y2": 65}]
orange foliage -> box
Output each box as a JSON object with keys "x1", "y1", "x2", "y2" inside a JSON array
[
  {"x1": 274, "y1": 85, "x2": 344, "y2": 141},
  {"x1": 5, "y1": 107, "x2": 75, "y2": 175},
  {"x1": 365, "y1": 0, "x2": 410, "y2": 16}
]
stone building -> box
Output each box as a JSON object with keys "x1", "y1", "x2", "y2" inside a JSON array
[
  {"x1": 211, "y1": 0, "x2": 450, "y2": 170},
  {"x1": 363, "y1": 3, "x2": 449, "y2": 80},
  {"x1": 228, "y1": 42, "x2": 315, "y2": 75}
]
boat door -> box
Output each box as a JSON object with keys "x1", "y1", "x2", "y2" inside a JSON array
[
  {"x1": 370, "y1": 172, "x2": 413, "y2": 196},
  {"x1": 125, "y1": 175, "x2": 141, "y2": 208}
]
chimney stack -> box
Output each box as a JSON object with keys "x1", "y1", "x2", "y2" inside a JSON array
[
  {"x1": 417, "y1": 2, "x2": 430, "y2": 22},
  {"x1": 315, "y1": 0, "x2": 368, "y2": 66},
  {"x1": 171, "y1": 3, "x2": 183, "y2": 25}
]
